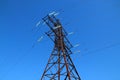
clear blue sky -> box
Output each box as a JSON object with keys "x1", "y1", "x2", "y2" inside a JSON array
[{"x1": 0, "y1": 0, "x2": 120, "y2": 80}]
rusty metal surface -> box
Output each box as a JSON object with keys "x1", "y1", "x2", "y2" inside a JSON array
[{"x1": 40, "y1": 14, "x2": 81, "y2": 80}]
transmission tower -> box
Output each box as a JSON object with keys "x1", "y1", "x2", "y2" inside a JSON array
[{"x1": 40, "y1": 13, "x2": 81, "y2": 80}]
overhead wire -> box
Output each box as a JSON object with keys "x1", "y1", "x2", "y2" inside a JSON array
[
  {"x1": 0, "y1": 19, "x2": 48, "y2": 79},
  {"x1": 81, "y1": 42, "x2": 120, "y2": 57},
  {"x1": 1, "y1": 8, "x2": 119, "y2": 79}
]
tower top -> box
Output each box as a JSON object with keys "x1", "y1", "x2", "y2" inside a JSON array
[{"x1": 40, "y1": 13, "x2": 81, "y2": 80}]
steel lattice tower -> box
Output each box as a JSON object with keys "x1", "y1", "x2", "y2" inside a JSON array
[{"x1": 40, "y1": 13, "x2": 81, "y2": 80}]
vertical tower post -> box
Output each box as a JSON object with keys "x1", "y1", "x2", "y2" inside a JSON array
[{"x1": 40, "y1": 14, "x2": 81, "y2": 80}]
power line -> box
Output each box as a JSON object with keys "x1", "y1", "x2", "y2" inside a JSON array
[
  {"x1": 81, "y1": 42, "x2": 120, "y2": 57},
  {"x1": 1, "y1": 42, "x2": 120, "y2": 80}
]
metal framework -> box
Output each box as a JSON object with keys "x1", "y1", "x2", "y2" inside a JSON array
[{"x1": 40, "y1": 13, "x2": 81, "y2": 80}]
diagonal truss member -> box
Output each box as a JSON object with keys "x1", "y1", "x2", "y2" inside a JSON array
[{"x1": 40, "y1": 14, "x2": 81, "y2": 80}]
